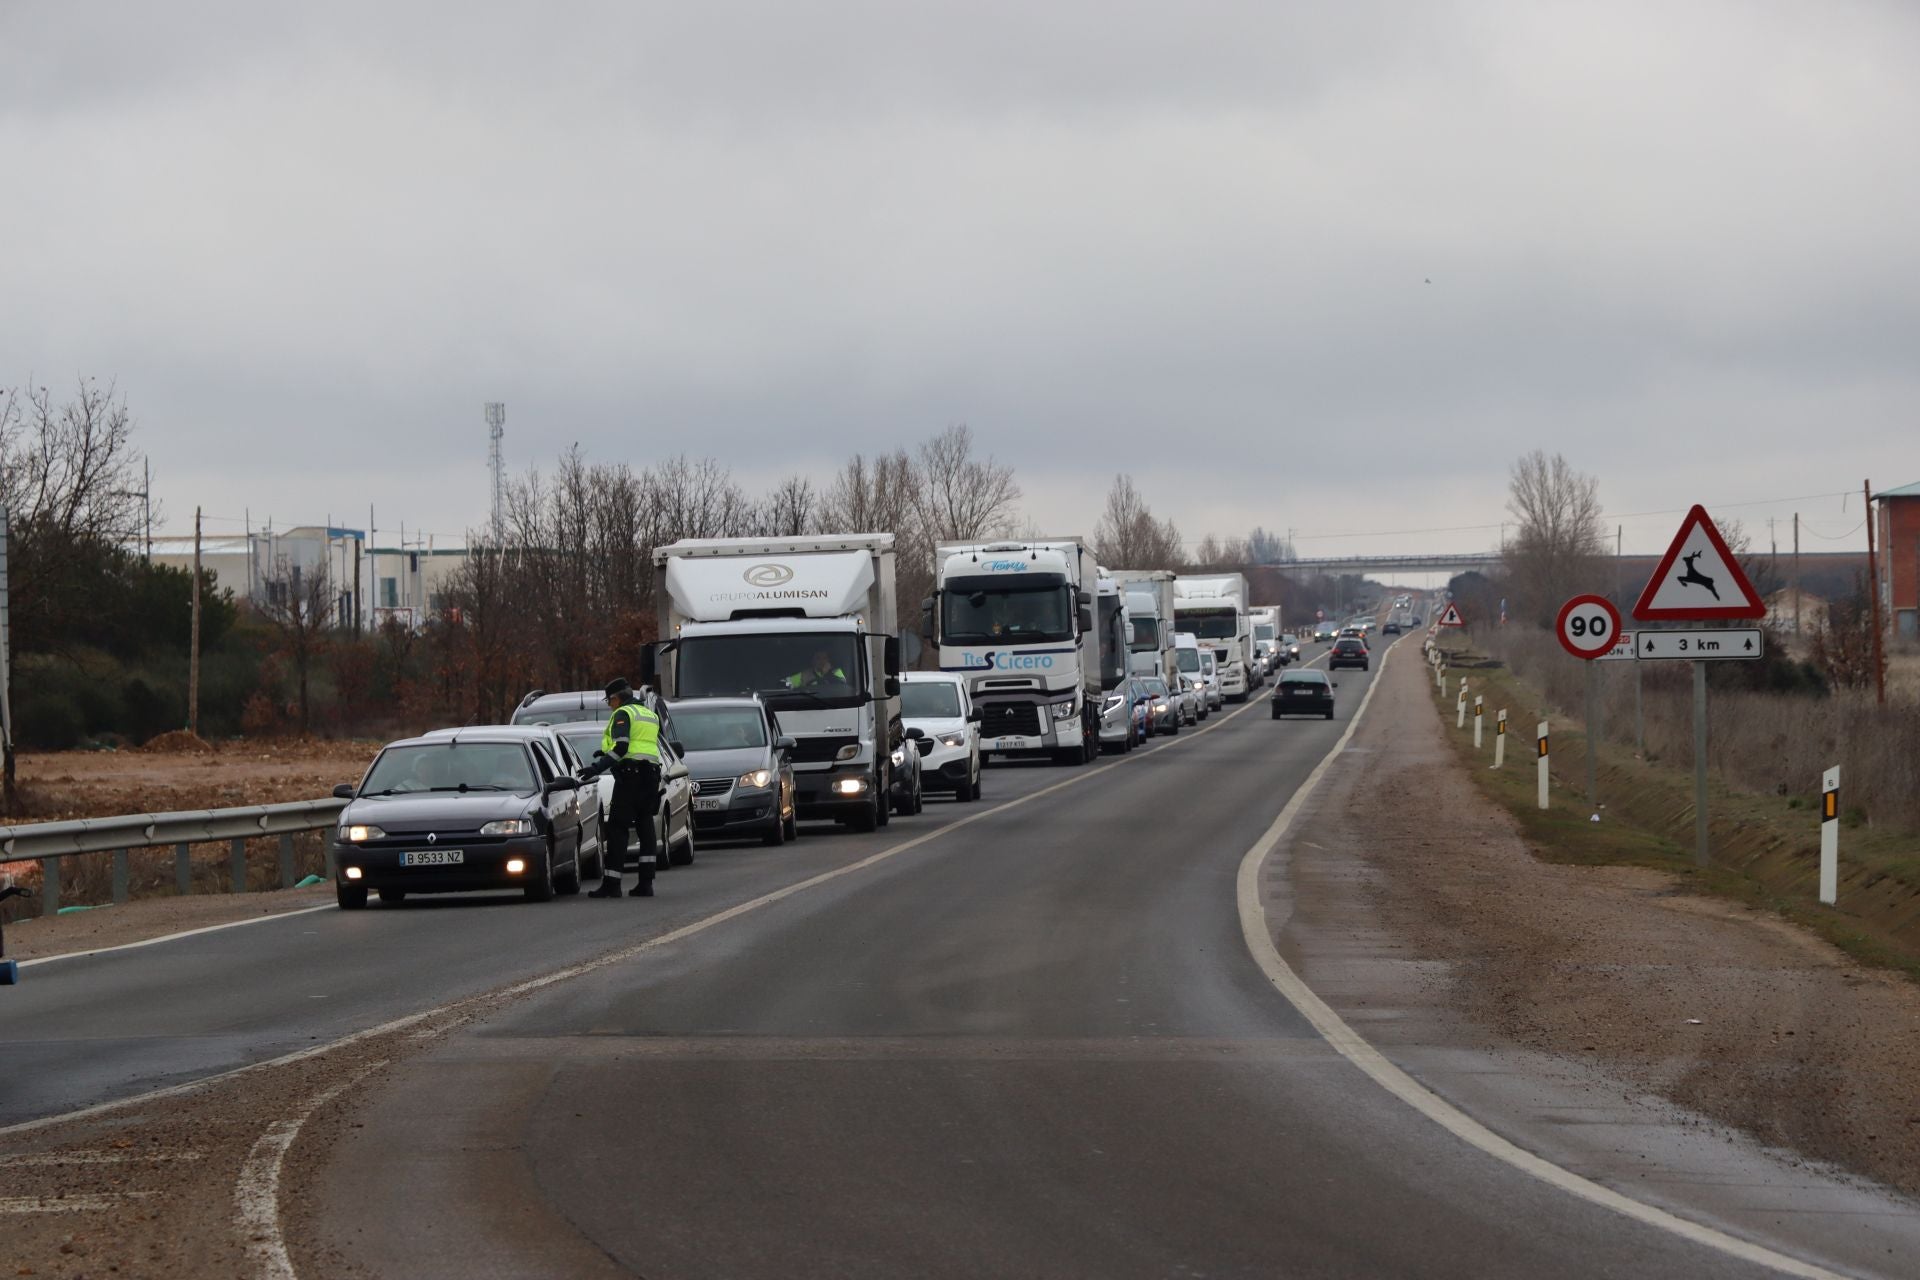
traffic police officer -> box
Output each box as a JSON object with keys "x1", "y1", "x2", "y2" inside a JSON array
[{"x1": 582, "y1": 677, "x2": 663, "y2": 899}]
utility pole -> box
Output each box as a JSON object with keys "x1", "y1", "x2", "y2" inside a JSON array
[
  {"x1": 1792, "y1": 513, "x2": 1801, "y2": 636},
  {"x1": 143, "y1": 457, "x2": 153, "y2": 561},
  {"x1": 189, "y1": 507, "x2": 203, "y2": 736},
  {"x1": 1865, "y1": 479, "x2": 1885, "y2": 706},
  {"x1": 0, "y1": 497, "x2": 14, "y2": 812}
]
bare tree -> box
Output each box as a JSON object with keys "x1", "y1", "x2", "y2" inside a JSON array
[
  {"x1": 1503, "y1": 450, "x2": 1606, "y2": 625},
  {"x1": 1246, "y1": 526, "x2": 1294, "y2": 564},
  {"x1": 1094, "y1": 474, "x2": 1184, "y2": 568},
  {"x1": 255, "y1": 555, "x2": 334, "y2": 733},
  {"x1": 758, "y1": 474, "x2": 818, "y2": 537},
  {"x1": 914, "y1": 424, "x2": 1021, "y2": 542},
  {"x1": 1193, "y1": 533, "x2": 1223, "y2": 567}
]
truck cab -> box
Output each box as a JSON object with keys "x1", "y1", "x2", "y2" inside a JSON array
[{"x1": 1174, "y1": 575, "x2": 1251, "y2": 703}]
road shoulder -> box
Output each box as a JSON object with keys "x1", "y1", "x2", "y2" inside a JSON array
[{"x1": 1265, "y1": 641, "x2": 1920, "y2": 1275}]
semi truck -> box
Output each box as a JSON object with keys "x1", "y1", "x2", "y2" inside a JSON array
[
  {"x1": 1113, "y1": 570, "x2": 1178, "y2": 686},
  {"x1": 1174, "y1": 573, "x2": 1252, "y2": 702},
  {"x1": 646, "y1": 534, "x2": 902, "y2": 832},
  {"x1": 931, "y1": 538, "x2": 1102, "y2": 765}
]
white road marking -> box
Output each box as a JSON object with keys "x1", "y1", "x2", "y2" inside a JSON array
[
  {"x1": 18, "y1": 904, "x2": 335, "y2": 968},
  {"x1": 0, "y1": 1191, "x2": 157, "y2": 1213},
  {"x1": 234, "y1": 1062, "x2": 385, "y2": 1280},
  {"x1": 0, "y1": 1149, "x2": 204, "y2": 1166},
  {"x1": 1234, "y1": 640, "x2": 1849, "y2": 1280}
]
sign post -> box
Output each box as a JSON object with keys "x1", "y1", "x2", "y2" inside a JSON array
[
  {"x1": 1820, "y1": 767, "x2": 1840, "y2": 906},
  {"x1": 1556, "y1": 594, "x2": 1622, "y2": 813},
  {"x1": 1632, "y1": 505, "x2": 1767, "y2": 867}
]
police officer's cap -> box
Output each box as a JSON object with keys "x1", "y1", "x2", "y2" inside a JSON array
[{"x1": 604, "y1": 678, "x2": 633, "y2": 700}]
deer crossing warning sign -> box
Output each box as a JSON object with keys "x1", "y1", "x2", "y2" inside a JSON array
[{"x1": 1631, "y1": 505, "x2": 1765, "y2": 621}]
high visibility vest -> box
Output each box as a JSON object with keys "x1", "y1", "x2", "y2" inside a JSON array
[
  {"x1": 602, "y1": 701, "x2": 662, "y2": 763},
  {"x1": 787, "y1": 667, "x2": 846, "y2": 689}
]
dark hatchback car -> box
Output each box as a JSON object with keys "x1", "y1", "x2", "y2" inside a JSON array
[
  {"x1": 1329, "y1": 637, "x2": 1370, "y2": 671},
  {"x1": 331, "y1": 733, "x2": 590, "y2": 908},
  {"x1": 1273, "y1": 669, "x2": 1338, "y2": 720},
  {"x1": 666, "y1": 697, "x2": 800, "y2": 846}
]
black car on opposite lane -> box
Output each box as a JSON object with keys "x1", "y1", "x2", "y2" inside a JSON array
[
  {"x1": 1328, "y1": 637, "x2": 1371, "y2": 671},
  {"x1": 1272, "y1": 669, "x2": 1338, "y2": 720},
  {"x1": 331, "y1": 732, "x2": 593, "y2": 908},
  {"x1": 666, "y1": 697, "x2": 801, "y2": 846}
]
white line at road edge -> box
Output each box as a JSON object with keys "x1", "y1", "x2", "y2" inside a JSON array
[
  {"x1": 0, "y1": 669, "x2": 1281, "y2": 1146},
  {"x1": 1234, "y1": 640, "x2": 1848, "y2": 1280},
  {"x1": 233, "y1": 1061, "x2": 385, "y2": 1280},
  {"x1": 19, "y1": 905, "x2": 336, "y2": 969}
]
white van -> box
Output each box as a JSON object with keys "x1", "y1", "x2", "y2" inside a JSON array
[{"x1": 1173, "y1": 632, "x2": 1211, "y2": 720}]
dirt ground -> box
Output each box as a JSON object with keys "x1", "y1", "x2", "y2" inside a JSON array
[
  {"x1": 3, "y1": 884, "x2": 336, "y2": 960},
  {"x1": 8, "y1": 739, "x2": 382, "y2": 824},
  {"x1": 1286, "y1": 642, "x2": 1920, "y2": 1197}
]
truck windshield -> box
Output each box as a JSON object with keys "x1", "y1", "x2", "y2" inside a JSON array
[
  {"x1": 942, "y1": 584, "x2": 1073, "y2": 644},
  {"x1": 677, "y1": 633, "x2": 866, "y2": 705},
  {"x1": 1129, "y1": 616, "x2": 1158, "y2": 649},
  {"x1": 1177, "y1": 609, "x2": 1237, "y2": 640},
  {"x1": 1254, "y1": 623, "x2": 1276, "y2": 641},
  {"x1": 1176, "y1": 648, "x2": 1199, "y2": 672}
]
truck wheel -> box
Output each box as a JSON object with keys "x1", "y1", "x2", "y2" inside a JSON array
[{"x1": 848, "y1": 799, "x2": 878, "y2": 833}]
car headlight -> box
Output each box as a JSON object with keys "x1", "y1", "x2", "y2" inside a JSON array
[
  {"x1": 1154, "y1": 701, "x2": 1169, "y2": 713},
  {"x1": 890, "y1": 748, "x2": 905, "y2": 766},
  {"x1": 480, "y1": 818, "x2": 535, "y2": 837},
  {"x1": 738, "y1": 769, "x2": 772, "y2": 789},
  {"x1": 1101, "y1": 693, "x2": 1123, "y2": 712},
  {"x1": 834, "y1": 743, "x2": 860, "y2": 761},
  {"x1": 342, "y1": 824, "x2": 385, "y2": 843},
  {"x1": 938, "y1": 731, "x2": 967, "y2": 748},
  {"x1": 1050, "y1": 699, "x2": 1078, "y2": 722}
]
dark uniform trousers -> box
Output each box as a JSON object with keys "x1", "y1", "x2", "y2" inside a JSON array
[{"x1": 603, "y1": 759, "x2": 662, "y2": 878}]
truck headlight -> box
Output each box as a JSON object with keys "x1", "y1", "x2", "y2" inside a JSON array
[
  {"x1": 342, "y1": 824, "x2": 385, "y2": 843},
  {"x1": 738, "y1": 769, "x2": 772, "y2": 789},
  {"x1": 480, "y1": 818, "x2": 535, "y2": 837},
  {"x1": 938, "y1": 732, "x2": 967, "y2": 748},
  {"x1": 1050, "y1": 700, "x2": 1078, "y2": 722}
]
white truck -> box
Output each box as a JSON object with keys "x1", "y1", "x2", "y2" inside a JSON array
[
  {"x1": 932, "y1": 538, "x2": 1102, "y2": 765},
  {"x1": 1249, "y1": 605, "x2": 1283, "y2": 674},
  {"x1": 1113, "y1": 570, "x2": 1178, "y2": 686},
  {"x1": 647, "y1": 535, "x2": 902, "y2": 833},
  {"x1": 1174, "y1": 573, "x2": 1252, "y2": 702}
]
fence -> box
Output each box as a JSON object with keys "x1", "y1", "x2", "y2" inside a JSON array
[{"x1": 0, "y1": 799, "x2": 347, "y2": 916}]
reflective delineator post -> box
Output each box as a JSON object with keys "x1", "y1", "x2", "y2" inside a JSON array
[
  {"x1": 1536, "y1": 721, "x2": 1550, "y2": 810},
  {"x1": 1472, "y1": 695, "x2": 1484, "y2": 748},
  {"x1": 1456, "y1": 679, "x2": 1469, "y2": 729},
  {"x1": 1492, "y1": 709, "x2": 1507, "y2": 768},
  {"x1": 1819, "y1": 766, "x2": 1840, "y2": 906}
]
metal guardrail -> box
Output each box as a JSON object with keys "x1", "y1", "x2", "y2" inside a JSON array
[{"x1": 0, "y1": 799, "x2": 347, "y2": 916}]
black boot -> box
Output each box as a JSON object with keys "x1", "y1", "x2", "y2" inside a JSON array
[
  {"x1": 632, "y1": 877, "x2": 655, "y2": 898},
  {"x1": 587, "y1": 878, "x2": 624, "y2": 899}
]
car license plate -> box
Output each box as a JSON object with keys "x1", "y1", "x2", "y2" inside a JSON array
[
  {"x1": 992, "y1": 737, "x2": 1029, "y2": 750},
  {"x1": 693, "y1": 797, "x2": 726, "y2": 811},
  {"x1": 1290, "y1": 687, "x2": 1311, "y2": 696},
  {"x1": 400, "y1": 849, "x2": 463, "y2": 867}
]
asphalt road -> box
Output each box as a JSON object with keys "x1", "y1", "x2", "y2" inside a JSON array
[{"x1": 293, "y1": 643, "x2": 1806, "y2": 1280}]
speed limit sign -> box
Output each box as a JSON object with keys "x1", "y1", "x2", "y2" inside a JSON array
[{"x1": 1556, "y1": 594, "x2": 1622, "y2": 660}]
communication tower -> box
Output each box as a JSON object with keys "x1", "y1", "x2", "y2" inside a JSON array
[{"x1": 484, "y1": 402, "x2": 506, "y2": 537}]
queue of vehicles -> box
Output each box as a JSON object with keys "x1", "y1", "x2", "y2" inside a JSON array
[{"x1": 330, "y1": 533, "x2": 1394, "y2": 909}]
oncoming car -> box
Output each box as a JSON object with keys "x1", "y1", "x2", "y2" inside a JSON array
[
  {"x1": 900, "y1": 672, "x2": 983, "y2": 800},
  {"x1": 331, "y1": 732, "x2": 601, "y2": 908}
]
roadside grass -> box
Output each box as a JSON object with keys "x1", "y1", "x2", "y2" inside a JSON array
[{"x1": 1426, "y1": 636, "x2": 1920, "y2": 983}]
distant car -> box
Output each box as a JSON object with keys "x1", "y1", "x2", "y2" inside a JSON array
[
  {"x1": 1329, "y1": 638, "x2": 1370, "y2": 671},
  {"x1": 1410, "y1": 615, "x2": 1423, "y2": 626},
  {"x1": 543, "y1": 711, "x2": 697, "y2": 872},
  {"x1": 1313, "y1": 627, "x2": 1335, "y2": 643},
  {"x1": 1169, "y1": 674, "x2": 1201, "y2": 725},
  {"x1": 1382, "y1": 621, "x2": 1401, "y2": 635},
  {"x1": 1339, "y1": 627, "x2": 1363, "y2": 639},
  {"x1": 331, "y1": 731, "x2": 606, "y2": 908},
  {"x1": 1138, "y1": 676, "x2": 1179, "y2": 734},
  {"x1": 900, "y1": 672, "x2": 983, "y2": 801},
  {"x1": 1200, "y1": 651, "x2": 1224, "y2": 711},
  {"x1": 1273, "y1": 669, "x2": 1337, "y2": 720},
  {"x1": 1286, "y1": 641, "x2": 1302, "y2": 662},
  {"x1": 665, "y1": 697, "x2": 798, "y2": 845}
]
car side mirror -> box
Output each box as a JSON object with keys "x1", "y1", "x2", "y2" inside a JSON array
[
  {"x1": 967, "y1": 710, "x2": 983, "y2": 724},
  {"x1": 332, "y1": 783, "x2": 357, "y2": 800},
  {"x1": 669, "y1": 738, "x2": 686, "y2": 756},
  {"x1": 905, "y1": 726, "x2": 925, "y2": 740},
  {"x1": 776, "y1": 735, "x2": 797, "y2": 753},
  {"x1": 546, "y1": 775, "x2": 580, "y2": 794},
  {"x1": 666, "y1": 761, "x2": 690, "y2": 781}
]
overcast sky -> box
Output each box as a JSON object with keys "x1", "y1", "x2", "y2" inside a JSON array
[{"x1": 4, "y1": 0, "x2": 1915, "y2": 562}]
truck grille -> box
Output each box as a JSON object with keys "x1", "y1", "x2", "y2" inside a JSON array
[
  {"x1": 790, "y1": 736, "x2": 859, "y2": 764},
  {"x1": 977, "y1": 702, "x2": 1041, "y2": 737}
]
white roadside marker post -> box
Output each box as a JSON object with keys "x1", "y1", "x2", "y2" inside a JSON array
[
  {"x1": 1456, "y1": 678, "x2": 1469, "y2": 729},
  {"x1": 1492, "y1": 709, "x2": 1506, "y2": 768},
  {"x1": 1819, "y1": 766, "x2": 1840, "y2": 906},
  {"x1": 1536, "y1": 721, "x2": 1550, "y2": 810},
  {"x1": 1472, "y1": 695, "x2": 1484, "y2": 748}
]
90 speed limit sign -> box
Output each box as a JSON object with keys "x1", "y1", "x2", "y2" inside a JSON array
[{"x1": 1556, "y1": 594, "x2": 1622, "y2": 660}]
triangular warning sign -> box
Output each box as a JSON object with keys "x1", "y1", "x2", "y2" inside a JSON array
[
  {"x1": 1436, "y1": 602, "x2": 1465, "y2": 627},
  {"x1": 1632, "y1": 504, "x2": 1765, "y2": 620}
]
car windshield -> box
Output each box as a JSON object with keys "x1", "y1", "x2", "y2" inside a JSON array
[
  {"x1": 1176, "y1": 648, "x2": 1199, "y2": 672},
  {"x1": 1176, "y1": 609, "x2": 1236, "y2": 640},
  {"x1": 942, "y1": 582, "x2": 1074, "y2": 644},
  {"x1": 671, "y1": 706, "x2": 769, "y2": 751},
  {"x1": 1143, "y1": 678, "x2": 1168, "y2": 696},
  {"x1": 677, "y1": 632, "x2": 864, "y2": 704},
  {"x1": 900, "y1": 682, "x2": 962, "y2": 718},
  {"x1": 362, "y1": 742, "x2": 536, "y2": 794}
]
